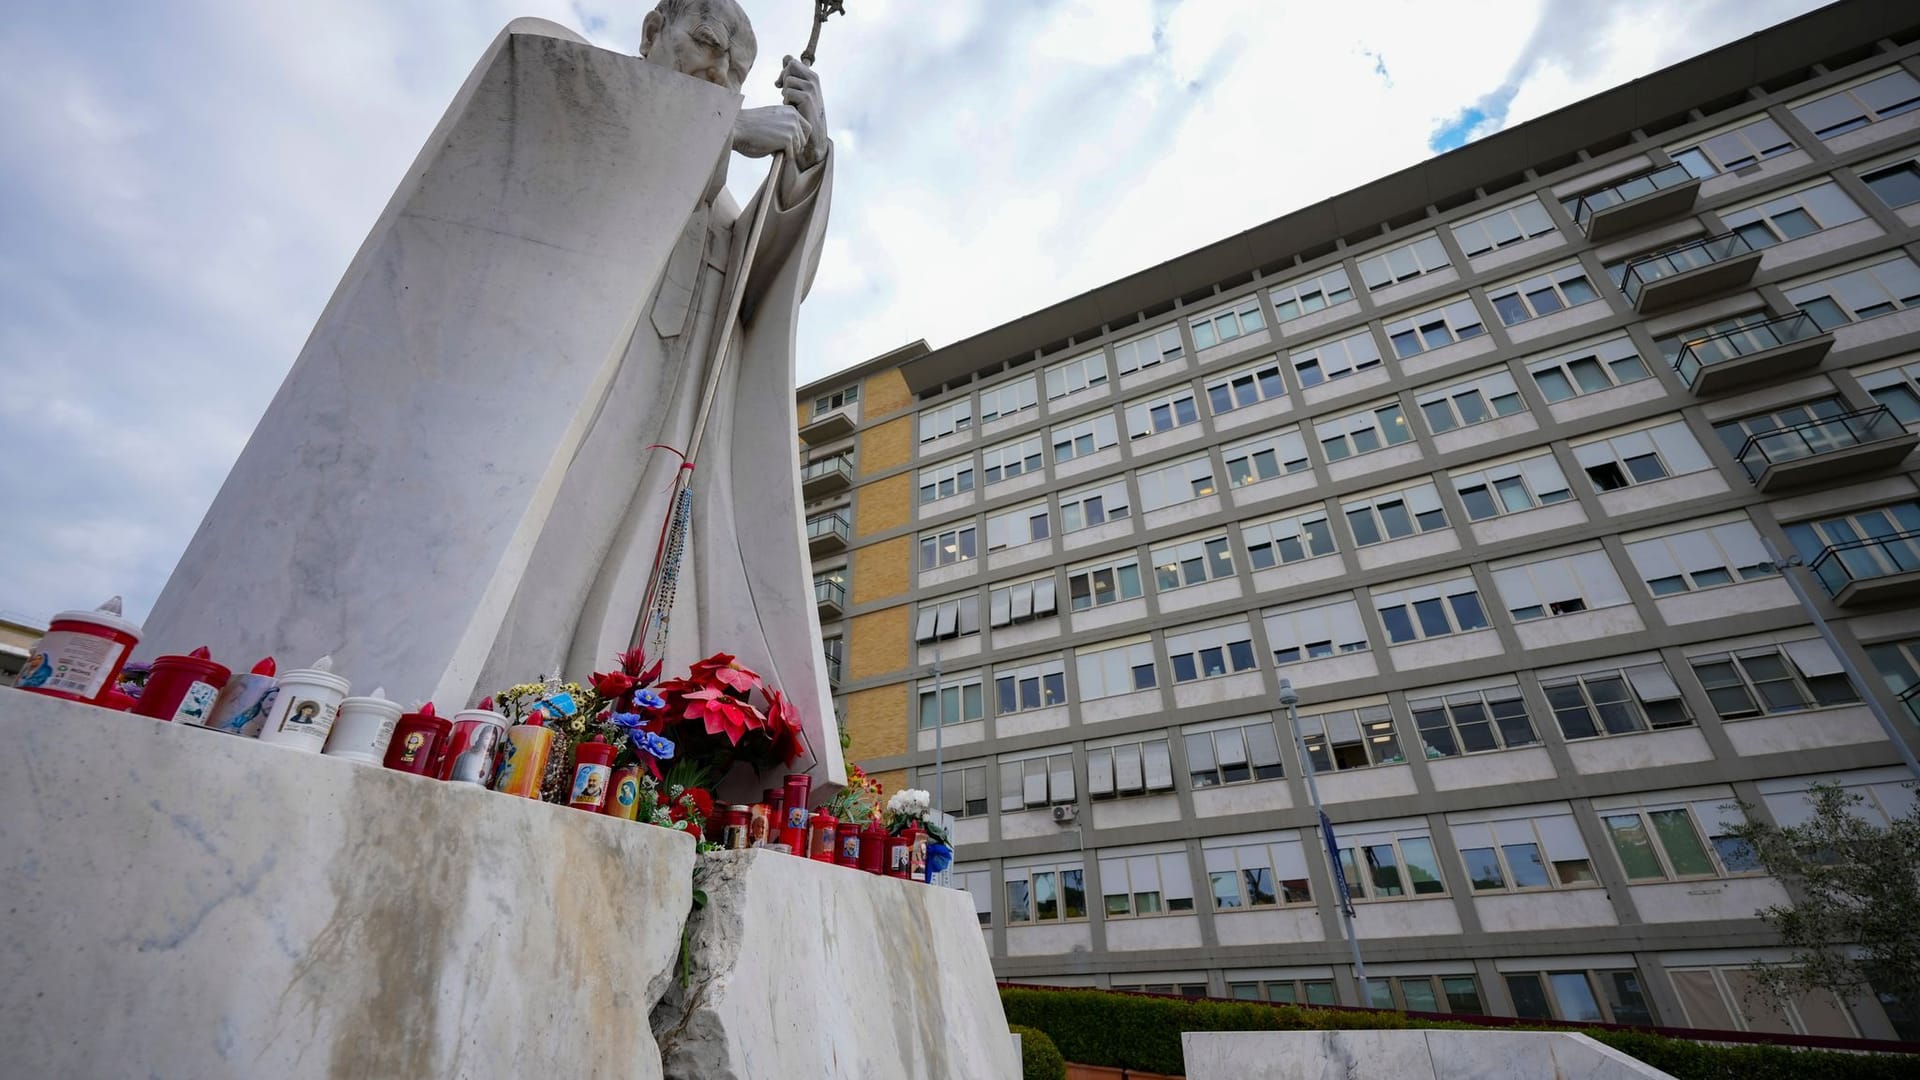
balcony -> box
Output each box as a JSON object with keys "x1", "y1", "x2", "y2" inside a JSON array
[
  {"x1": 824, "y1": 647, "x2": 843, "y2": 688},
  {"x1": 1620, "y1": 233, "x2": 1763, "y2": 314},
  {"x1": 1670, "y1": 312, "x2": 1834, "y2": 395},
  {"x1": 800, "y1": 454, "x2": 853, "y2": 499},
  {"x1": 1808, "y1": 530, "x2": 1920, "y2": 608},
  {"x1": 807, "y1": 510, "x2": 852, "y2": 556},
  {"x1": 799, "y1": 405, "x2": 857, "y2": 445},
  {"x1": 814, "y1": 577, "x2": 847, "y2": 620},
  {"x1": 1735, "y1": 406, "x2": 1919, "y2": 491},
  {"x1": 1565, "y1": 163, "x2": 1699, "y2": 241},
  {"x1": 1901, "y1": 682, "x2": 1919, "y2": 727}
]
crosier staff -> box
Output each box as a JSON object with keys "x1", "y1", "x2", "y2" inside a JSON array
[{"x1": 635, "y1": 1, "x2": 847, "y2": 666}]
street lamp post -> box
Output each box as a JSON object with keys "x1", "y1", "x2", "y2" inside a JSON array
[
  {"x1": 1280, "y1": 678, "x2": 1372, "y2": 1005},
  {"x1": 932, "y1": 643, "x2": 945, "y2": 816}
]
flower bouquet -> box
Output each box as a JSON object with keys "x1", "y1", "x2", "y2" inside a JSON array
[{"x1": 884, "y1": 788, "x2": 950, "y2": 847}]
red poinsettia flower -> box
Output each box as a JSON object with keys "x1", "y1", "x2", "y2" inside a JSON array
[
  {"x1": 688, "y1": 652, "x2": 764, "y2": 698},
  {"x1": 761, "y1": 688, "x2": 805, "y2": 764},
  {"x1": 590, "y1": 670, "x2": 635, "y2": 699},
  {"x1": 616, "y1": 646, "x2": 663, "y2": 685},
  {"x1": 678, "y1": 686, "x2": 767, "y2": 744}
]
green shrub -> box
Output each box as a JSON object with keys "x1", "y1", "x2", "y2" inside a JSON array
[
  {"x1": 1000, "y1": 987, "x2": 1914, "y2": 1080},
  {"x1": 1007, "y1": 1023, "x2": 1065, "y2": 1080}
]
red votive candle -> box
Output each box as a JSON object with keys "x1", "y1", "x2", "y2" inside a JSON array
[
  {"x1": 887, "y1": 830, "x2": 913, "y2": 878},
  {"x1": 808, "y1": 810, "x2": 838, "y2": 862},
  {"x1": 778, "y1": 773, "x2": 812, "y2": 852},
  {"x1": 835, "y1": 821, "x2": 863, "y2": 867},
  {"x1": 860, "y1": 820, "x2": 888, "y2": 875},
  {"x1": 568, "y1": 739, "x2": 616, "y2": 812},
  {"x1": 133, "y1": 647, "x2": 231, "y2": 725}
]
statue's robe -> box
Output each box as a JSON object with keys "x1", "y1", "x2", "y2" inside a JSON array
[{"x1": 140, "y1": 19, "x2": 844, "y2": 785}]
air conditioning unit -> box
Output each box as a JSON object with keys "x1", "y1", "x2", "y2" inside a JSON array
[{"x1": 1051, "y1": 804, "x2": 1077, "y2": 823}]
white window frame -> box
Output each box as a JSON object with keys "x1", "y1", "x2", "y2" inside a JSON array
[
  {"x1": 1357, "y1": 234, "x2": 1451, "y2": 291},
  {"x1": 1860, "y1": 355, "x2": 1920, "y2": 423},
  {"x1": 1086, "y1": 734, "x2": 1176, "y2": 800},
  {"x1": 914, "y1": 593, "x2": 981, "y2": 644},
  {"x1": 1045, "y1": 350, "x2": 1109, "y2": 401},
  {"x1": 1372, "y1": 575, "x2": 1492, "y2": 644},
  {"x1": 1189, "y1": 295, "x2": 1266, "y2": 350},
  {"x1": 1206, "y1": 356, "x2": 1288, "y2": 416},
  {"x1": 1316, "y1": 401, "x2": 1415, "y2": 461},
  {"x1": 978, "y1": 375, "x2": 1038, "y2": 425},
  {"x1": 1298, "y1": 703, "x2": 1404, "y2": 772},
  {"x1": 1222, "y1": 426, "x2": 1310, "y2": 486},
  {"x1": 998, "y1": 750, "x2": 1077, "y2": 812},
  {"x1": 1341, "y1": 481, "x2": 1448, "y2": 547},
  {"x1": 1491, "y1": 548, "x2": 1631, "y2": 622},
  {"x1": 1667, "y1": 113, "x2": 1795, "y2": 178},
  {"x1": 918, "y1": 399, "x2": 973, "y2": 444},
  {"x1": 918, "y1": 456, "x2": 975, "y2": 504},
  {"x1": 1269, "y1": 266, "x2": 1355, "y2": 322},
  {"x1": 1452, "y1": 453, "x2": 1573, "y2": 522},
  {"x1": 1596, "y1": 793, "x2": 1755, "y2": 882},
  {"x1": 994, "y1": 656, "x2": 1069, "y2": 715},
  {"x1": 813, "y1": 384, "x2": 858, "y2": 413},
  {"x1": 1151, "y1": 531, "x2": 1235, "y2": 592},
  {"x1": 1290, "y1": 328, "x2": 1383, "y2": 388},
  {"x1": 920, "y1": 763, "x2": 990, "y2": 820},
  {"x1": 1126, "y1": 387, "x2": 1202, "y2": 440},
  {"x1": 1785, "y1": 253, "x2": 1920, "y2": 330},
  {"x1": 1113, "y1": 325, "x2": 1184, "y2": 376},
  {"x1": 1687, "y1": 640, "x2": 1858, "y2": 720},
  {"x1": 981, "y1": 434, "x2": 1044, "y2": 485},
  {"x1": 1452, "y1": 198, "x2": 1556, "y2": 257},
  {"x1": 1059, "y1": 478, "x2": 1131, "y2": 532},
  {"x1": 1099, "y1": 846, "x2": 1197, "y2": 918},
  {"x1": 918, "y1": 673, "x2": 984, "y2": 729},
  {"x1": 1002, "y1": 857, "x2": 1087, "y2": 923},
  {"x1": 1525, "y1": 334, "x2": 1651, "y2": 403},
  {"x1": 988, "y1": 573, "x2": 1059, "y2": 628},
  {"x1": 1075, "y1": 636, "x2": 1159, "y2": 699},
  {"x1": 1539, "y1": 661, "x2": 1692, "y2": 740},
  {"x1": 1066, "y1": 553, "x2": 1142, "y2": 612},
  {"x1": 1335, "y1": 823, "x2": 1449, "y2": 901},
  {"x1": 1409, "y1": 681, "x2": 1540, "y2": 757},
  {"x1": 986, "y1": 501, "x2": 1052, "y2": 551},
  {"x1": 1571, "y1": 419, "x2": 1711, "y2": 492},
  {"x1": 1451, "y1": 812, "x2": 1597, "y2": 894},
  {"x1": 1416, "y1": 367, "x2": 1526, "y2": 434},
  {"x1": 1859, "y1": 152, "x2": 1920, "y2": 209},
  {"x1": 1385, "y1": 297, "x2": 1486, "y2": 359},
  {"x1": 1204, "y1": 833, "x2": 1315, "y2": 910},
  {"x1": 1243, "y1": 505, "x2": 1338, "y2": 570},
  {"x1": 1788, "y1": 67, "x2": 1920, "y2": 140},
  {"x1": 1051, "y1": 413, "x2": 1120, "y2": 462},
  {"x1": 1137, "y1": 454, "x2": 1218, "y2": 511},
  {"x1": 1183, "y1": 717, "x2": 1286, "y2": 788},
  {"x1": 1487, "y1": 263, "x2": 1601, "y2": 327},
  {"x1": 1624, "y1": 518, "x2": 1777, "y2": 596},
  {"x1": 1264, "y1": 598, "x2": 1371, "y2": 665},
  {"x1": 1165, "y1": 619, "x2": 1260, "y2": 683},
  {"x1": 918, "y1": 525, "x2": 978, "y2": 570},
  {"x1": 1719, "y1": 179, "x2": 1866, "y2": 248}
]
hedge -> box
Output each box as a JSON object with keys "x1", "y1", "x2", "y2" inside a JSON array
[
  {"x1": 1000, "y1": 988, "x2": 1916, "y2": 1080},
  {"x1": 1009, "y1": 1023, "x2": 1067, "y2": 1080}
]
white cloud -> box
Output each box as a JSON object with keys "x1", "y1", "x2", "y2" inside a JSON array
[{"x1": 0, "y1": 0, "x2": 1828, "y2": 624}]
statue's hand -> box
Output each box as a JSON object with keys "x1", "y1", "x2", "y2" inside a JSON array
[
  {"x1": 775, "y1": 56, "x2": 829, "y2": 169},
  {"x1": 732, "y1": 105, "x2": 811, "y2": 161}
]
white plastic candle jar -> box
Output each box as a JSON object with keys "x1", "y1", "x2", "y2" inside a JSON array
[{"x1": 256, "y1": 656, "x2": 351, "y2": 753}]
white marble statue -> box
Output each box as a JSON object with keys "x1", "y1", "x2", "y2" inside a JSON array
[{"x1": 140, "y1": 2, "x2": 845, "y2": 784}]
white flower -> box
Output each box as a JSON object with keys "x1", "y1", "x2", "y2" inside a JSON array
[{"x1": 888, "y1": 788, "x2": 934, "y2": 819}]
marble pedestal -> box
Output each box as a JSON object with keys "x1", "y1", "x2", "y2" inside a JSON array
[
  {"x1": 654, "y1": 849, "x2": 1021, "y2": 1080},
  {"x1": 0, "y1": 688, "x2": 696, "y2": 1079},
  {"x1": 1182, "y1": 1029, "x2": 1675, "y2": 1079}
]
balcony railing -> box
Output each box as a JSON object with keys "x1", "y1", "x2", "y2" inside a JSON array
[
  {"x1": 1807, "y1": 529, "x2": 1920, "y2": 601},
  {"x1": 1670, "y1": 311, "x2": 1826, "y2": 390},
  {"x1": 1620, "y1": 232, "x2": 1758, "y2": 310},
  {"x1": 1565, "y1": 163, "x2": 1695, "y2": 236},
  {"x1": 806, "y1": 510, "x2": 852, "y2": 547},
  {"x1": 1735, "y1": 405, "x2": 1914, "y2": 482},
  {"x1": 824, "y1": 648, "x2": 843, "y2": 685},
  {"x1": 800, "y1": 454, "x2": 854, "y2": 497},
  {"x1": 814, "y1": 577, "x2": 847, "y2": 612},
  {"x1": 1901, "y1": 682, "x2": 1919, "y2": 726}
]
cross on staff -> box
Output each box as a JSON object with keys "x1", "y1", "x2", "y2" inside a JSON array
[{"x1": 635, "y1": 0, "x2": 847, "y2": 663}]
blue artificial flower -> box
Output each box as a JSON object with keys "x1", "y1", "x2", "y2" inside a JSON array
[
  {"x1": 610, "y1": 711, "x2": 676, "y2": 761},
  {"x1": 634, "y1": 689, "x2": 665, "y2": 710}
]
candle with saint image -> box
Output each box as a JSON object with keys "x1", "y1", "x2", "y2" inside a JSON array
[{"x1": 569, "y1": 738, "x2": 616, "y2": 811}]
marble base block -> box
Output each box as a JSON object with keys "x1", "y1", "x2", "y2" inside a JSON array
[
  {"x1": 1182, "y1": 1029, "x2": 1675, "y2": 1079},
  {"x1": 654, "y1": 849, "x2": 1020, "y2": 1080},
  {"x1": 0, "y1": 688, "x2": 696, "y2": 1079}
]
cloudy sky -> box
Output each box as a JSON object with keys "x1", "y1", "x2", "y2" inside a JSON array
[{"x1": 0, "y1": 0, "x2": 1828, "y2": 626}]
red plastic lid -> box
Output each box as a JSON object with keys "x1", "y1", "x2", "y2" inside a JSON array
[
  {"x1": 574, "y1": 740, "x2": 617, "y2": 767},
  {"x1": 151, "y1": 651, "x2": 232, "y2": 685}
]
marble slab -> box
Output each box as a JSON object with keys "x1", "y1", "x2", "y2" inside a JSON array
[
  {"x1": 654, "y1": 849, "x2": 1020, "y2": 1080},
  {"x1": 0, "y1": 688, "x2": 696, "y2": 1079},
  {"x1": 1182, "y1": 1029, "x2": 1675, "y2": 1079}
]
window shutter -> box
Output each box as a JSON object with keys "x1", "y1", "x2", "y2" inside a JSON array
[
  {"x1": 1215, "y1": 728, "x2": 1248, "y2": 768},
  {"x1": 1406, "y1": 484, "x2": 1443, "y2": 516},
  {"x1": 915, "y1": 606, "x2": 939, "y2": 643},
  {"x1": 1625, "y1": 539, "x2": 1681, "y2": 582},
  {"x1": 1050, "y1": 754, "x2": 1076, "y2": 802},
  {"x1": 1033, "y1": 577, "x2": 1058, "y2": 617},
  {"x1": 1536, "y1": 815, "x2": 1588, "y2": 861},
  {"x1": 1782, "y1": 638, "x2": 1844, "y2": 678},
  {"x1": 966, "y1": 766, "x2": 987, "y2": 807},
  {"x1": 1012, "y1": 583, "x2": 1034, "y2": 621},
  {"x1": 935, "y1": 603, "x2": 959, "y2": 638},
  {"x1": 1115, "y1": 744, "x2": 1144, "y2": 792},
  {"x1": 1651, "y1": 422, "x2": 1710, "y2": 473},
  {"x1": 1000, "y1": 762, "x2": 1024, "y2": 812},
  {"x1": 1144, "y1": 740, "x2": 1174, "y2": 791},
  {"x1": 1087, "y1": 749, "x2": 1115, "y2": 796},
  {"x1": 1711, "y1": 522, "x2": 1770, "y2": 569},
  {"x1": 958, "y1": 597, "x2": 982, "y2": 636},
  {"x1": 1023, "y1": 760, "x2": 1048, "y2": 807},
  {"x1": 1325, "y1": 710, "x2": 1363, "y2": 744},
  {"x1": 990, "y1": 589, "x2": 1013, "y2": 628},
  {"x1": 1625, "y1": 663, "x2": 1683, "y2": 702},
  {"x1": 1161, "y1": 854, "x2": 1194, "y2": 903}
]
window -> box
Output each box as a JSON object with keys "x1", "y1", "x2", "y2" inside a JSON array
[
  {"x1": 1669, "y1": 966, "x2": 1861, "y2": 1037},
  {"x1": 1688, "y1": 641, "x2": 1859, "y2": 719},
  {"x1": 1189, "y1": 296, "x2": 1266, "y2": 350},
  {"x1": 1291, "y1": 328, "x2": 1383, "y2": 388},
  {"x1": 1384, "y1": 298, "x2": 1486, "y2": 359},
  {"x1": 1204, "y1": 834, "x2": 1313, "y2": 909},
  {"x1": 1265, "y1": 599, "x2": 1371, "y2": 664},
  {"x1": 1452, "y1": 454, "x2": 1573, "y2": 521},
  {"x1": 1710, "y1": 395, "x2": 1851, "y2": 457},
  {"x1": 1669, "y1": 114, "x2": 1795, "y2": 178},
  {"x1": 1067, "y1": 554, "x2": 1142, "y2": 611},
  {"x1": 978, "y1": 376, "x2": 1038, "y2": 425},
  {"x1": 1270, "y1": 266, "x2": 1355, "y2": 321},
  {"x1": 957, "y1": 866, "x2": 994, "y2": 925},
  {"x1": 986, "y1": 502, "x2": 1051, "y2": 551},
  {"x1": 1184, "y1": 718, "x2": 1286, "y2": 787},
  {"x1": 995, "y1": 656, "x2": 1068, "y2": 715},
  {"x1": 1126, "y1": 389, "x2": 1201, "y2": 439},
  {"x1": 1410, "y1": 683, "x2": 1539, "y2": 757},
  {"x1": 1526, "y1": 334, "x2": 1650, "y2": 402},
  {"x1": 1357, "y1": 234, "x2": 1451, "y2": 291},
  {"x1": 919, "y1": 399, "x2": 972, "y2": 443},
  {"x1": 1317, "y1": 402, "x2": 1414, "y2": 461},
  {"x1": 1790, "y1": 68, "x2": 1920, "y2": 139},
  {"x1": 1299, "y1": 705, "x2": 1404, "y2": 771},
  {"x1": 919, "y1": 763, "x2": 989, "y2": 819},
  {"x1": 1230, "y1": 978, "x2": 1339, "y2": 1006},
  {"x1": 1487, "y1": 264, "x2": 1600, "y2": 327},
  {"x1": 1206, "y1": 357, "x2": 1287, "y2": 415},
  {"x1": 1059, "y1": 479, "x2": 1131, "y2": 532},
  {"x1": 1599, "y1": 796, "x2": 1755, "y2": 881},
  {"x1": 1342, "y1": 482, "x2": 1447, "y2": 546},
  {"x1": 1087, "y1": 736, "x2": 1175, "y2": 799},
  {"x1": 1540, "y1": 662, "x2": 1691, "y2": 739},
  {"x1": 1222, "y1": 427, "x2": 1310, "y2": 485},
  {"x1": 1867, "y1": 638, "x2": 1920, "y2": 723},
  {"x1": 1373, "y1": 576, "x2": 1491, "y2": 644},
  {"x1": 1785, "y1": 254, "x2": 1920, "y2": 330},
  {"x1": 1137, "y1": 455, "x2": 1218, "y2": 510},
  {"x1": 1045, "y1": 351, "x2": 1108, "y2": 401},
  {"x1": 998, "y1": 751, "x2": 1075, "y2": 811},
  {"x1": 822, "y1": 634, "x2": 843, "y2": 683},
  {"x1": 1861, "y1": 157, "x2": 1920, "y2": 209},
  {"x1": 1368, "y1": 975, "x2": 1485, "y2": 1015},
  {"x1": 1051, "y1": 414, "x2": 1119, "y2": 462},
  {"x1": 982, "y1": 434, "x2": 1044, "y2": 484},
  {"x1": 1452, "y1": 813, "x2": 1596, "y2": 892},
  {"x1": 1113, "y1": 326, "x2": 1184, "y2": 376},
  {"x1": 1417, "y1": 368, "x2": 1526, "y2": 434},
  {"x1": 918, "y1": 525, "x2": 977, "y2": 570},
  {"x1": 813, "y1": 384, "x2": 858, "y2": 413},
  {"x1": 918, "y1": 457, "x2": 975, "y2": 504},
  {"x1": 1100, "y1": 848, "x2": 1196, "y2": 917},
  {"x1": 1075, "y1": 637, "x2": 1158, "y2": 699},
  {"x1": 1720, "y1": 180, "x2": 1865, "y2": 249},
  {"x1": 1151, "y1": 533, "x2": 1235, "y2": 592},
  {"x1": 918, "y1": 674, "x2": 984, "y2": 729},
  {"x1": 1165, "y1": 620, "x2": 1259, "y2": 683},
  {"x1": 1571, "y1": 420, "x2": 1710, "y2": 492},
  {"x1": 1003, "y1": 859, "x2": 1086, "y2": 923},
  {"x1": 1624, "y1": 519, "x2": 1778, "y2": 596},
  {"x1": 813, "y1": 568, "x2": 847, "y2": 605},
  {"x1": 1243, "y1": 507, "x2": 1337, "y2": 569},
  {"x1": 988, "y1": 574, "x2": 1059, "y2": 627},
  {"x1": 1782, "y1": 500, "x2": 1920, "y2": 563},
  {"x1": 1336, "y1": 824, "x2": 1447, "y2": 899},
  {"x1": 1492, "y1": 549, "x2": 1630, "y2": 622},
  {"x1": 914, "y1": 594, "x2": 981, "y2": 644},
  {"x1": 1505, "y1": 969, "x2": 1655, "y2": 1025},
  {"x1": 1452, "y1": 198, "x2": 1556, "y2": 256},
  {"x1": 1861, "y1": 357, "x2": 1920, "y2": 422}
]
